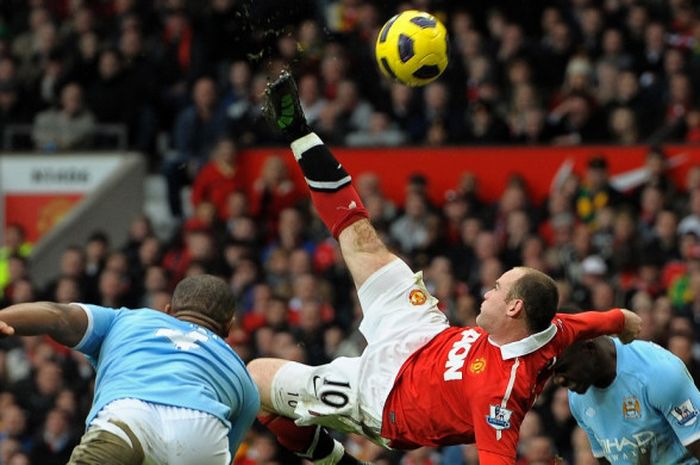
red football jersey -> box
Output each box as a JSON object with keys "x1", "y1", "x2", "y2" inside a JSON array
[{"x1": 381, "y1": 310, "x2": 625, "y2": 464}]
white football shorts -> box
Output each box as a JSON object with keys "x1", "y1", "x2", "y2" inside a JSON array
[
  {"x1": 270, "y1": 258, "x2": 449, "y2": 443},
  {"x1": 88, "y1": 398, "x2": 231, "y2": 465}
]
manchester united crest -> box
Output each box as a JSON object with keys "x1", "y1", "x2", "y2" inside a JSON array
[
  {"x1": 408, "y1": 289, "x2": 427, "y2": 306},
  {"x1": 469, "y1": 358, "x2": 486, "y2": 374}
]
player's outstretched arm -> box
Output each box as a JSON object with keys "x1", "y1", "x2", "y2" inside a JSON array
[
  {"x1": 556, "y1": 308, "x2": 641, "y2": 344},
  {"x1": 617, "y1": 309, "x2": 641, "y2": 343},
  {"x1": 0, "y1": 302, "x2": 88, "y2": 347},
  {"x1": 262, "y1": 71, "x2": 397, "y2": 288}
]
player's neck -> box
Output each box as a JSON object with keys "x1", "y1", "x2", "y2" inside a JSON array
[
  {"x1": 172, "y1": 310, "x2": 226, "y2": 338},
  {"x1": 489, "y1": 324, "x2": 530, "y2": 346}
]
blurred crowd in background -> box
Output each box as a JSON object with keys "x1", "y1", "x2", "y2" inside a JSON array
[{"x1": 3, "y1": 0, "x2": 700, "y2": 464}]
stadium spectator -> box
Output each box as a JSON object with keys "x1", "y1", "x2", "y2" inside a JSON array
[
  {"x1": 10, "y1": 7, "x2": 52, "y2": 66},
  {"x1": 83, "y1": 231, "x2": 109, "y2": 295},
  {"x1": 389, "y1": 191, "x2": 431, "y2": 255},
  {"x1": 607, "y1": 107, "x2": 639, "y2": 145},
  {"x1": 249, "y1": 155, "x2": 301, "y2": 241},
  {"x1": 0, "y1": 225, "x2": 31, "y2": 300},
  {"x1": 554, "y1": 336, "x2": 700, "y2": 464},
  {"x1": 298, "y1": 73, "x2": 328, "y2": 130},
  {"x1": 0, "y1": 274, "x2": 259, "y2": 465},
  {"x1": 128, "y1": 235, "x2": 163, "y2": 285},
  {"x1": 465, "y1": 99, "x2": 509, "y2": 144},
  {"x1": 0, "y1": 256, "x2": 29, "y2": 305},
  {"x1": 575, "y1": 156, "x2": 624, "y2": 225},
  {"x1": 315, "y1": 78, "x2": 373, "y2": 145},
  {"x1": 220, "y1": 60, "x2": 252, "y2": 117},
  {"x1": 41, "y1": 246, "x2": 88, "y2": 303},
  {"x1": 121, "y1": 215, "x2": 155, "y2": 267},
  {"x1": 86, "y1": 48, "x2": 145, "y2": 149},
  {"x1": 346, "y1": 111, "x2": 408, "y2": 147},
  {"x1": 53, "y1": 277, "x2": 82, "y2": 304},
  {"x1": 0, "y1": 404, "x2": 32, "y2": 454},
  {"x1": 0, "y1": 80, "x2": 31, "y2": 148},
  {"x1": 31, "y1": 82, "x2": 96, "y2": 151},
  {"x1": 547, "y1": 91, "x2": 607, "y2": 145},
  {"x1": 248, "y1": 70, "x2": 641, "y2": 465},
  {"x1": 28, "y1": 408, "x2": 77, "y2": 465},
  {"x1": 191, "y1": 137, "x2": 242, "y2": 221},
  {"x1": 157, "y1": 8, "x2": 204, "y2": 112},
  {"x1": 164, "y1": 76, "x2": 225, "y2": 218}
]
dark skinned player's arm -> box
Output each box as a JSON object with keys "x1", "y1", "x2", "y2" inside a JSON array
[{"x1": 0, "y1": 302, "x2": 88, "y2": 347}]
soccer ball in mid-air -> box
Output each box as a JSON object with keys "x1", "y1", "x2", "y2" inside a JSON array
[{"x1": 375, "y1": 10, "x2": 449, "y2": 87}]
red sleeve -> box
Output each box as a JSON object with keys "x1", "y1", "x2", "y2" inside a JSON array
[
  {"x1": 191, "y1": 167, "x2": 208, "y2": 207},
  {"x1": 248, "y1": 183, "x2": 264, "y2": 216},
  {"x1": 555, "y1": 309, "x2": 625, "y2": 346}
]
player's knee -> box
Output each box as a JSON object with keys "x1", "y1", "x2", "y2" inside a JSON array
[
  {"x1": 247, "y1": 358, "x2": 290, "y2": 404},
  {"x1": 246, "y1": 358, "x2": 266, "y2": 384}
]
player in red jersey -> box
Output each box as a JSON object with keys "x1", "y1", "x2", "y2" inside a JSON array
[{"x1": 247, "y1": 71, "x2": 642, "y2": 465}]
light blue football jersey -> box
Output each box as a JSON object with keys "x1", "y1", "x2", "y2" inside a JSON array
[
  {"x1": 569, "y1": 338, "x2": 700, "y2": 465},
  {"x1": 73, "y1": 304, "x2": 259, "y2": 455}
]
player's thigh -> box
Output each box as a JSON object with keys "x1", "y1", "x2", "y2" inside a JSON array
[
  {"x1": 67, "y1": 420, "x2": 144, "y2": 465},
  {"x1": 248, "y1": 357, "x2": 295, "y2": 411},
  {"x1": 357, "y1": 258, "x2": 448, "y2": 344},
  {"x1": 161, "y1": 405, "x2": 231, "y2": 465}
]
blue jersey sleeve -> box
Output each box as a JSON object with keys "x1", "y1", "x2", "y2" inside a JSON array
[
  {"x1": 647, "y1": 354, "x2": 700, "y2": 446},
  {"x1": 569, "y1": 395, "x2": 605, "y2": 458},
  {"x1": 72, "y1": 304, "x2": 121, "y2": 359}
]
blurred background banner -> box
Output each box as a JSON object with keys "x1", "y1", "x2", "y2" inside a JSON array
[
  {"x1": 1, "y1": 155, "x2": 123, "y2": 242},
  {"x1": 239, "y1": 145, "x2": 700, "y2": 206}
]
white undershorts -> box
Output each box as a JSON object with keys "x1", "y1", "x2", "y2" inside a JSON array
[
  {"x1": 88, "y1": 398, "x2": 230, "y2": 465},
  {"x1": 270, "y1": 258, "x2": 449, "y2": 444}
]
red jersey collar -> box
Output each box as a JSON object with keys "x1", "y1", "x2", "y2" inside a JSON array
[{"x1": 489, "y1": 323, "x2": 558, "y2": 360}]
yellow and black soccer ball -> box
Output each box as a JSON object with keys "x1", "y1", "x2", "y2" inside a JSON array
[{"x1": 375, "y1": 10, "x2": 449, "y2": 87}]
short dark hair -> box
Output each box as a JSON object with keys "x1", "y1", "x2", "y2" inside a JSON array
[
  {"x1": 87, "y1": 230, "x2": 109, "y2": 245},
  {"x1": 587, "y1": 155, "x2": 608, "y2": 170},
  {"x1": 171, "y1": 275, "x2": 236, "y2": 325},
  {"x1": 506, "y1": 267, "x2": 559, "y2": 333}
]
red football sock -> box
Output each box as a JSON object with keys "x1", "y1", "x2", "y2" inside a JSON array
[
  {"x1": 258, "y1": 413, "x2": 334, "y2": 458},
  {"x1": 290, "y1": 133, "x2": 368, "y2": 238},
  {"x1": 310, "y1": 187, "x2": 368, "y2": 239}
]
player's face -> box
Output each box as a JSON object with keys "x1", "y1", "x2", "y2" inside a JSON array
[
  {"x1": 552, "y1": 354, "x2": 597, "y2": 394},
  {"x1": 476, "y1": 268, "x2": 524, "y2": 332}
]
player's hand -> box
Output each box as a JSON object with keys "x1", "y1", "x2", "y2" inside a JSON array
[
  {"x1": 618, "y1": 309, "x2": 641, "y2": 344},
  {"x1": 0, "y1": 320, "x2": 15, "y2": 337},
  {"x1": 261, "y1": 70, "x2": 311, "y2": 142}
]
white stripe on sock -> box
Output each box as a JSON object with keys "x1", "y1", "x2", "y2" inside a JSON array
[
  {"x1": 291, "y1": 132, "x2": 324, "y2": 160},
  {"x1": 306, "y1": 176, "x2": 352, "y2": 190}
]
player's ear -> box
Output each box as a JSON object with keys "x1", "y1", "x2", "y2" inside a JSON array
[
  {"x1": 224, "y1": 315, "x2": 235, "y2": 337},
  {"x1": 507, "y1": 298, "x2": 525, "y2": 318},
  {"x1": 164, "y1": 303, "x2": 173, "y2": 315},
  {"x1": 583, "y1": 339, "x2": 597, "y2": 353}
]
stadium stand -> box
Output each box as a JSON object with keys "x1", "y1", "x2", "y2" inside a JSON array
[{"x1": 2, "y1": 1, "x2": 700, "y2": 464}]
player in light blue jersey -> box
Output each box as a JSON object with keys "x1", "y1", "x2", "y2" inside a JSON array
[
  {"x1": 0, "y1": 274, "x2": 259, "y2": 465},
  {"x1": 553, "y1": 336, "x2": 700, "y2": 465}
]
